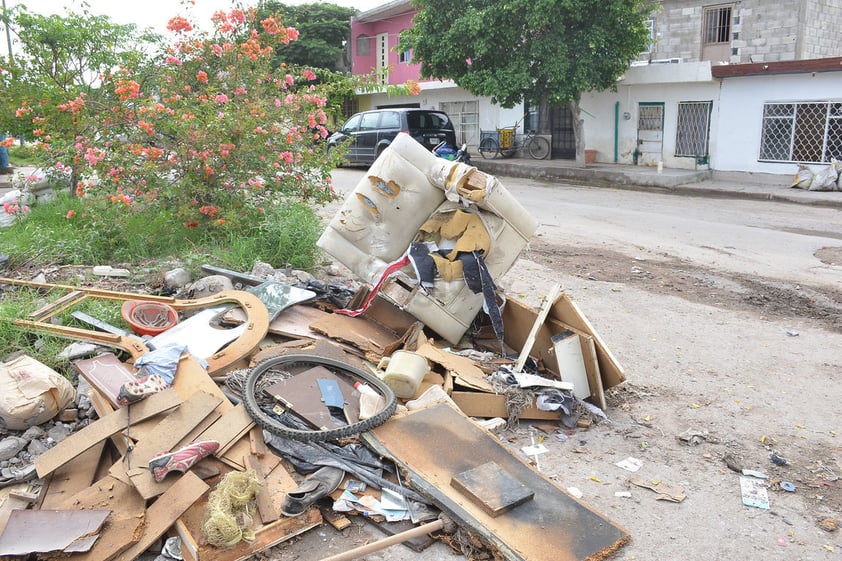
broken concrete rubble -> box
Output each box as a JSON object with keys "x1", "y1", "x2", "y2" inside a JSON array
[{"x1": 0, "y1": 141, "x2": 628, "y2": 561}]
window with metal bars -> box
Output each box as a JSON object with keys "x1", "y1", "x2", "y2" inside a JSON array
[
  {"x1": 675, "y1": 101, "x2": 712, "y2": 157},
  {"x1": 441, "y1": 100, "x2": 479, "y2": 146},
  {"x1": 759, "y1": 102, "x2": 842, "y2": 163},
  {"x1": 703, "y1": 5, "x2": 732, "y2": 45}
]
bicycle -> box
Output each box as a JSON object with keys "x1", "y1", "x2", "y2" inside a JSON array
[{"x1": 479, "y1": 121, "x2": 551, "y2": 160}]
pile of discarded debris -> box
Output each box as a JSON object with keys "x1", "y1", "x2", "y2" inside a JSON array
[{"x1": 0, "y1": 134, "x2": 631, "y2": 561}]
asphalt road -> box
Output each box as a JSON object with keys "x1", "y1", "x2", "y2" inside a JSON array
[{"x1": 330, "y1": 167, "x2": 842, "y2": 290}]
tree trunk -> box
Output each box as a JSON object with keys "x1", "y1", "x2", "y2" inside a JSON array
[
  {"x1": 538, "y1": 95, "x2": 551, "y2": 135},
  {"x1": 570, "y1": 99, "x2": 585, "y2": 166}
]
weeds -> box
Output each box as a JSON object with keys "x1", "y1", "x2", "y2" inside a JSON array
[{"x1": 0, "y1": 190, "x2": 327, "y2": 370}]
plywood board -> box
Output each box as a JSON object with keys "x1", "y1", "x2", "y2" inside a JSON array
[
  {"x1": 264, "y1": 365, "x2": 360, "y2": 430},
  {"x1": 364, "y1": 403, "x2": 630, "y2": 561},
  {"x1": 114, "y1": 471, "x2": 209, "y2": 561},
  {"x1": 35, "y1": 389, "x2": 182, "y2": 478},
  {"x1": 450, "y1": 391, "x2": 561, "y2": 420}
]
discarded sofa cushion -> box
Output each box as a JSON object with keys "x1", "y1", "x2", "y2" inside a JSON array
[{"x1": 0, "y1": 355, "x2": 76, "y2": 430}]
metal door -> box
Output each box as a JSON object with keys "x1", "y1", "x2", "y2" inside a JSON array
[
  {"x1": 636, "y1": 103, "x2": 664, "y2": 165},
  {"x1": 550, "y1": 105, "x2": 575, "y2": 159}
]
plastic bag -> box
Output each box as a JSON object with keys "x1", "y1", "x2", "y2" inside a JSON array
[
  {"x1": 790, "y1": 164, "x2": 813, "y2": 189},
  {"x1": 809, "y1": 163, "x2": 838, "y2": 191},
  {"x1": 0, "y1": 355, "x2": 76, "y2": 430}
]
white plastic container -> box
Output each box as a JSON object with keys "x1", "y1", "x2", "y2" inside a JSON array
[{"x1": 378, "y1": 350, "x2": 429, "y2": 399}]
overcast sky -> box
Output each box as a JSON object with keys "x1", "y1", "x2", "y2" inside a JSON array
[{"x1": 1, "y1": 0, "x2": 387, "y2": 56}]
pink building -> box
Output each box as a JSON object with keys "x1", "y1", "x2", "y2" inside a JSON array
[{"x1": 351, "y1": 0, "x2": 421, "y2": 86}]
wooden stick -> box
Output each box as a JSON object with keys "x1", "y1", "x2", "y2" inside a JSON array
[
  {"x1": 318, "y1": 518, "x2": 445, "y2": 561},
  {"x1": 513, "y1": 283, "x2": 562, "y2": 372}
]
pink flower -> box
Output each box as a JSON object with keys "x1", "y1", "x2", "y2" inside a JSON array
[
  {"x1": 302, "y1": 69, "x2": 316, "y2": 81},
  {"x1": 165, "y1": 55, "x2": 183, "y2": 66},
  {"x1": 66, "y1": 210, "x2": 76, "y2": 219},
  {"x1": 214, "y1": 94, "x2": 229, "y2": 104}
]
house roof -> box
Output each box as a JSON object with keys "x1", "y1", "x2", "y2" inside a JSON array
[
  {"x1": 353, "y1": 0, "x2": 414, "y2": 23},
  {"x1": 711, "y1": 57, "x2": 842, "y2": 78}
]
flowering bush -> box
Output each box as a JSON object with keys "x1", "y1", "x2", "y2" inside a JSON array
[{"x1": 20, "y1": 7, "x2": 339, "y2": 230}]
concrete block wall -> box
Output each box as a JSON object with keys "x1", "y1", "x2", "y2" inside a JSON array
[{"x1": 639, "y1": 0, "x2": 842, "y2": 65}]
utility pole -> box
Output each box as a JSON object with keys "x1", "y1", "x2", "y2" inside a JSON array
[{"x1": 1, "y1": 0, "x2": 12, "y2": 65}]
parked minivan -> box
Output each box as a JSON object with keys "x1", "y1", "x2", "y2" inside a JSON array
[{"x1": 327, "y1": 108, "x2": 457, "y2": 165}]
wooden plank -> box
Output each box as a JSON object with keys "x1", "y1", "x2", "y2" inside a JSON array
[
  {"x1": 114, "y1": 471, "x2": 209, "y2": 561},
  {"x1": 451, "y1": 391, "x2": 561, "y2": 420},
  {"x1": 198, "y1": 404, "x2": 254, "y2": 457},
  {"x1": 117, "y1": 391, "x2": 223, "y2": 498},
  {"x1": 364, "y1": 403, "x2": 631, "y2": 561},
  {"x1": 57, "y1": 475, "x2": 146, "y2": 561},
  {"x1": 35, "y1": 389, "x2": 182, "y2": 478},
  {"x1": 245, "y1": 455, "x2": 279, "y2": 525},
  {"x1": 38, "y1": 442, "x2": 105, "y2": 510}
]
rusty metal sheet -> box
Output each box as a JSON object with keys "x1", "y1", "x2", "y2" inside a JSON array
[
  {"x1": 364, "y1": 403, "x2": 630, "y2": 561},
  {"x1": 0, "y1": 509, "x2": 110, "y2": 555}
]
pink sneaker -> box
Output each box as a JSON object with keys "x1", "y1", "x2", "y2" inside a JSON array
[
  {"x1": 117, "y1": 374, "x2": 169, "y2": 406},
  {"x1": 148, "y1": 440, "x2": 220, "y2": 482}
]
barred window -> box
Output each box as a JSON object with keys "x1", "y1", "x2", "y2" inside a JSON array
[
  {"x1": 703, "y1": 5, "x2": 732, "y2": 45},
  {"x1": 759, "y1": 102, "x2": 842, "y2": 163},
  {"x1": 675, "y1": 101, "x2": 712, "y2": 157}
]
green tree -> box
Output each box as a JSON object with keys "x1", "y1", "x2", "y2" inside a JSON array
[
  {"x1": 259, "y1": 1, "x2": 355, "y2": 72},
  {"x1": 0, "y1": 5, "x2": 157, "y2": 141},
  {"x1": 401, "y1": 0, "x2": 654, "y2": 163}
]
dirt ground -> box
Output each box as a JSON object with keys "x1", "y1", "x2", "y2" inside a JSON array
[
  {"x1": 5, "y1": 231, "x2": 842, "y2": 560},
  {"x1": 491, "y1": 237, "x2": 842, "y2": 560}
]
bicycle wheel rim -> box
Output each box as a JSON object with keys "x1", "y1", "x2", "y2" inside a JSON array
[
  {"x1": 479, "y1": 138, "x2": 498, "y2": 159},
  {"x1": 528, "y1": 136, "x2": 550, "y2": 160},
  {"x1": 242, "y1": 354, "x2": 397, "y2": 442}
]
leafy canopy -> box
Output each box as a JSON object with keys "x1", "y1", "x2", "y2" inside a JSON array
[
  {"x1": 258, "y1": 1, "x2": 356, "y2": 72},
  {"x1": 402, "y1": 0, "x2": 654, "y2": 108}
]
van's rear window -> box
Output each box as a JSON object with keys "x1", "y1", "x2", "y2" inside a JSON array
[{"x1": 407, "y1": 112, "x2": 450, "y2": 128}]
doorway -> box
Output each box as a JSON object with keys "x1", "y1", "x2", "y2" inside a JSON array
[{"x1": 636, "y1": 102, "x2": 664, "y2": 166}]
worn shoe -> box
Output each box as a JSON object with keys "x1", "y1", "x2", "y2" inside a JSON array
[
  {"x1": 117, "y1": 373, "x2": 169, "y2": 406},
  {"x1": 281, "y1": 466, "x2": 345, "y2": 517},
  {"x1": 148, "y1": 440, "x2": 220, "y2": 482},
  {"x1": 0, "y1": 167, "x2": 14, "y2": 175}
]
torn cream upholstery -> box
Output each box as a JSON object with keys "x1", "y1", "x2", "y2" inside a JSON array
[{"x1": 318, "y1": 133, "x2": 537, "y2": 343}]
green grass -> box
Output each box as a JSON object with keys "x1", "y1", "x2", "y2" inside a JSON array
[
  {"x1": 8, "y1": 144, "x2": 39, "y2": 167},
  {"x1": 0, "y1": 193, "x2": 327, "y2": 372}
]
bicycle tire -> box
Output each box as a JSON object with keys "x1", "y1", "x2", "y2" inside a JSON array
[
  {"x1": 528, "y1": 135, "x2": 551, "y2": 160},
  {"x1": 242, "y1": 354, "x2": 397, "y2": 442},
  {"x1": 499, "y1": 143, "x2": 517, "y2": 159},
  {"x1": 478, "y1": 137, "x2": 499, "y2": 159}
]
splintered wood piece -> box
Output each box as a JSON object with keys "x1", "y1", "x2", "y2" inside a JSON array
[
  {"x1": 38, "y1": 442, "x2": 106, "y2": 510},
  {"x1": 450, "y1": 461, "x2": 534, "y2": 517},
  {"x1": 245, "y1": 455, "x2": 279, "y2": 525},
  {"x1": 35, "y1": 389, "x2": 182, "y2": 478},
  {"x1": 109, "y1": 390, "x2": 222, "y2": 484},
  {"x1": 57, "y1": 475, "x2": 146, "y2": 561},
  {"x1": 114, "y1": 471, "x2": 209, "y2": 561}
]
